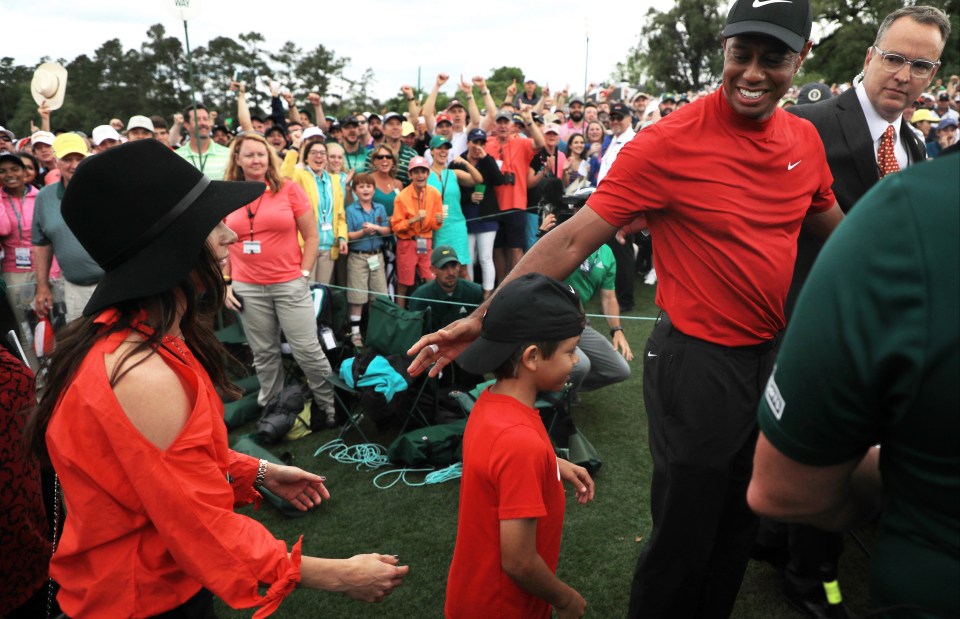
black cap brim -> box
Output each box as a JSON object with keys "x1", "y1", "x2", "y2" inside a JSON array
[
  {"x1": 456, "y1": 337, "x2": 521, "y2": 375},
  {"x1": 722, "y1": 21, "x2": 806, "y2": 52}
]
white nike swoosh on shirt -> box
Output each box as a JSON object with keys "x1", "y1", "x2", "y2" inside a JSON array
[
  {"x1": 647, "y1": 351, "x2": 658, "y2": 358},
  {"x1": 788, "y1": 160, "x2": 802, "y2": 170},
  {"x1": 753, "y1": 0, "x2": 792, "y2": 6}
]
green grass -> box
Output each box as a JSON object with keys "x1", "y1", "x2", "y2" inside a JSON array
[{"x1": 219, "y1": 283, "x2": 873, "y2": 618}]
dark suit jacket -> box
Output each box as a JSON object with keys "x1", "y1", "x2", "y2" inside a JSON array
[
  {"x1": 785, "y1": 88, "x2": 927, "y2": 314},
  {"x1": 790, "y1": 87, "x2": 926, "y2": 212}
]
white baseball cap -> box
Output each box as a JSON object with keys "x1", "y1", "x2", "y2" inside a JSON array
[
  {"x1": 92, "y1": 125, "x2": 122, "y2": 146},
  {"x1": 301, "y1": 127, "x2": 325, "y2": 142},
  {"x1": 30, "y1": 131, "x2": 55, "y2": 146},
  {"x1": 126, "y1": 115, "x2": 155, "y2": 133}
]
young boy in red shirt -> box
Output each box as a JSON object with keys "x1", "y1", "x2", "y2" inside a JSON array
[{"x1": 445, "y1": 273, "x2": 595, "y2": 619}]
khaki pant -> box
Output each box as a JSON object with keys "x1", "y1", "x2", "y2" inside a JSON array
[
  {"x1": 310, "y1": 250, "x2": 336, "y2": 285},
  {"x1": 232, "y1": 277, "x2": 334, "y2": 410},
  {"x1": 346, "y1": 251, "x2": 388, "y2": 305},
  {"x1": 64, "y1": 280, "x2": 98, "y2": 322}
]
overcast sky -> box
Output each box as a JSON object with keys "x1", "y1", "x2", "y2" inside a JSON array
[{"x1": 7, "y1": 0, "x2": 669, "y2": 102}]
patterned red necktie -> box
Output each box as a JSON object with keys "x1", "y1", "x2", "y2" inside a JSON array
[{"x1": 877, "y1": 125, "x2": 900, "y2": 178}]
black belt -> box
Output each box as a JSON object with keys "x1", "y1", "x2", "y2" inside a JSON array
[
  {"x1": 353, "y1": 249, "x2": 381, "y2": 255},
  {"x1": 657, "y1": 311, "x2": 782, "y2": 354}
]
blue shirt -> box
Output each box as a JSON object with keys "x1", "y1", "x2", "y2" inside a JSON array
[{"x1": 346, "y1": 201, "x2": 389, "y2": 252}]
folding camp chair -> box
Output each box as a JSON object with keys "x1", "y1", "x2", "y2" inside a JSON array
[
  {"x1": 215, "y1": 309, "x2": 247, "y2": 346},
  {"x1": 322, "y1": 374, "x2": 371, "y2": 443},
  {"x1": 324, "y1": 299, "x2": 436, "y2": 441}
]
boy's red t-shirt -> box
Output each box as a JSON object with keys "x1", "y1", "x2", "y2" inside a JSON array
[{"x1": 445, "y1": 389, "x2": 565, "y2": 619}]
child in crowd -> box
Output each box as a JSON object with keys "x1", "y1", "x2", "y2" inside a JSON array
[
  {"x1": 445, "y1": 273, "x2": 595, "y2": 619},
  {"x1": 389, "y1": 156, "x2": 443, "y2": 307},
  {"x1": 345, "y1": 172, "x2": 390, "y2": 348}
]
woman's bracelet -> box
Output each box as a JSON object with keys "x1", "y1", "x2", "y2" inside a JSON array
[{"x1": 254, "y1": 459, "x2": 268, "y2": 489}]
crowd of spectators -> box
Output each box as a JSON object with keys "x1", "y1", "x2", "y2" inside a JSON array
[
  {"x1": 1, "y1": 18, "x2": 959, "y2": 613},
  {"x1": 2, "y1": 73, "x2": 956, "y2": 353}
]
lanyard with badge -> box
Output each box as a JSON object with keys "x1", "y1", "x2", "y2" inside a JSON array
[
  {"x1": 414, "y1": 190, "x2": 428, "y2": 254},
  {"x1": 3, "y1": 192, "x2": 31, "y2": 268},
  {"x1": 434, "y1": 168, "x2": 451, "y2": 220},
  {"x1": 316, "y1": 173, "x2": 334, "y2": 234},
  {"x1": 366, "y1": 210, "x2": 382, "y2": 272},
  {"x1": 243, "y1": 196, "x2": 264, "y2": 254}
]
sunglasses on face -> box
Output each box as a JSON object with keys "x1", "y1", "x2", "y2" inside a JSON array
[
  {"x1": 374, "y1": 154, "x2": 394, "y2": 160},
  {"x1": 0, "y1": 136, "x2": 12, "y2": 142}
]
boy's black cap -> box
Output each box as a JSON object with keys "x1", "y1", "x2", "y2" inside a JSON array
[
  {"x1": 722, "y1": 0, "x2": 812, "y2": 53},
  {"x1": 457, "y1": 273, "x2": 584, "y2": 375}
]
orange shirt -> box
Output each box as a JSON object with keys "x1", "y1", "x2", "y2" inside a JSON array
[
  {"x1": 484, "y1": 135, "x2": 535, "y2": 211},
  {"x1": 46, "y1": 310, "x2": 301, "y2": 618},
  {"x1": 389, "y1": 184, "x2": 443, "y2": 240}
]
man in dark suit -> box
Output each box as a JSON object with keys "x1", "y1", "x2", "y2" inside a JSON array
[
  {"x1": 789, "y1": 6, "x2": 948, "y2": 312},
  {"x1": 769, "y1": 7, "x2": 951, "y2": 617}
]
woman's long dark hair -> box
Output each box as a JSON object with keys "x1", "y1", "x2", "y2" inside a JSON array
[
  {"x1": 25, "y1": 243, "x2": 241, "y2": 461},
  {"x1": 18, "y1": 151, "x2": 44, "y2": 189},
  {"x1": 565, "y1": 132, "x2": 585, "y2": 159}
]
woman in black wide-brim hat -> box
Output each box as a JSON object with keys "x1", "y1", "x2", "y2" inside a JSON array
[{"x1": 25, "y1": 139, "x2": 407, "y2": 618}]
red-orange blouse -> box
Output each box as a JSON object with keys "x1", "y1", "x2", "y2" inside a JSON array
[{"x1": 46, "y1": 310, "x2": 301, "y2": 618}]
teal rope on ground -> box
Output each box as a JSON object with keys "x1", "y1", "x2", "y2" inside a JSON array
[
  {"x1": 373, "y1": 463, "x2": 463, "y2": 489},
  {"x1": 314, "y1": 439, "x2": 390, "y2": 471},
  {"x1": 315, "y1": 440, "x2": 463, "y2": 488}
]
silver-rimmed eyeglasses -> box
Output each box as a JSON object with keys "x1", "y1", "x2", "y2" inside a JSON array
[{"x1": 873, "y1": 46, "x2": 940, "y2": 79}]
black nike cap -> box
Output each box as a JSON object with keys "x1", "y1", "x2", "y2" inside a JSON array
[{"x1": 722, "y1": 0, "x2": 812, "y2": 53}]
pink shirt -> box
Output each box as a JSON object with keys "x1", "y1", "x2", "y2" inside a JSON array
[
  {"x1": 0, "y1": 186, "x2": 61, "y2": 276},
  {"x1": 224, "y1": 181, "x2": 313, "y2": 285},
  {"x1": 559, "y1": 120, "x2": 586, "y2": 142}
]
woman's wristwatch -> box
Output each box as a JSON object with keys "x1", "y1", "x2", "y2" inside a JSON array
[
  {"x1": 301, "y1": 269, "x2": 311, "y2": 278},
  {"x1": 254, "y1": 459, "x2": 268, "y2": 489}
]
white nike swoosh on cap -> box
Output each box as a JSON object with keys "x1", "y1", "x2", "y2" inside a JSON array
[{"x1": 752, "y1": 0, "x2": 792, "y2": 6}]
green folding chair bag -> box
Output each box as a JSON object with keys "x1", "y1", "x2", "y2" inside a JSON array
[
  {"x1": 231, "y1": 434, "x2": 317, "y2": 518},
  {"x1": 223, "y1": 391, "x2": 260, "y2": 430},
  {"x1": 365, "y1": 298, "x2": 428, "y2": 357}
]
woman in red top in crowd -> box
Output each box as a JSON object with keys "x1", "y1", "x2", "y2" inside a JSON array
[
  {"x1": 25, "y1": 140, "x2": 407, "y2": 618},
  {"x1": 222, "y1": 133, "x2": 337, "y2": 428}
]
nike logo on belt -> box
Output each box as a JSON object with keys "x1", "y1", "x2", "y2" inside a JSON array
[
  {"x1": 788, "y1": 160, "x2": 802, "y2": 170},
  {"x1": 752, "y1": 0, "x2": 792, "y2": 6}
]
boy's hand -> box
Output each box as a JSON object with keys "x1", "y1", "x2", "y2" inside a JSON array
[
  {"x1": 557, "y1": 458, "x2": 594, "y2": 505},
  {"x1": 555, "y1": 589, "x2": 587, "y2": 618}
]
